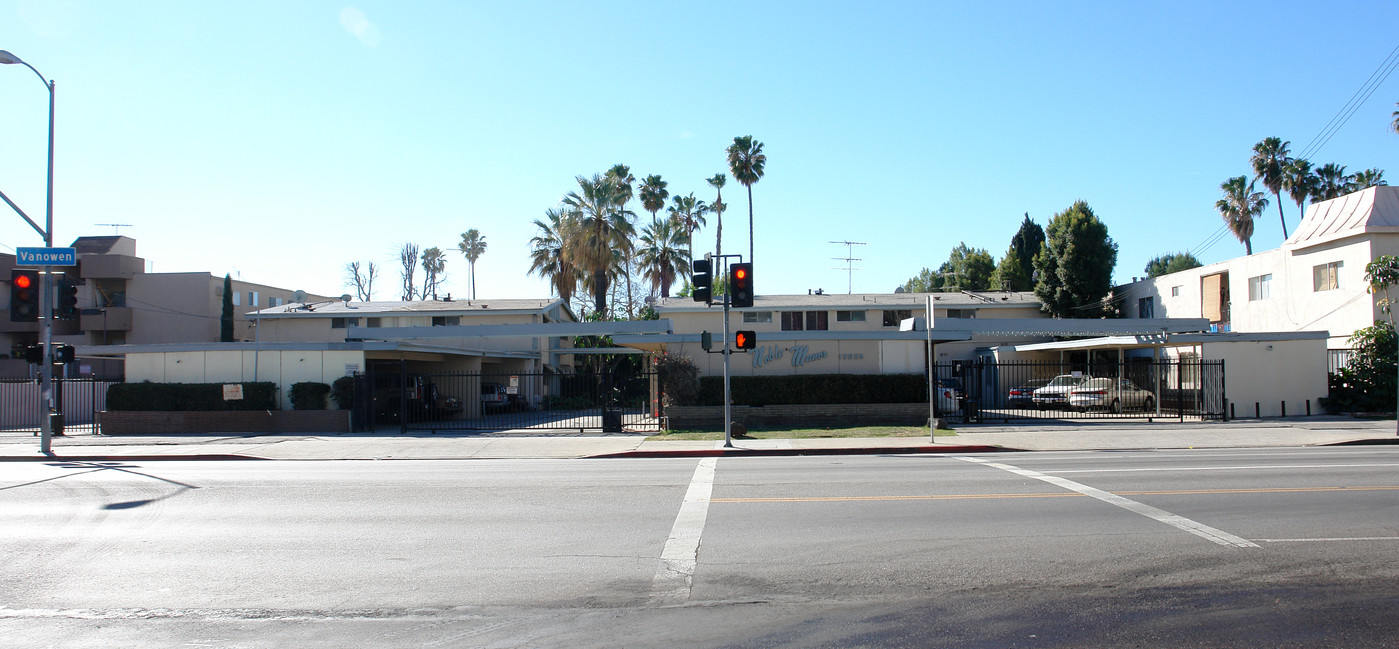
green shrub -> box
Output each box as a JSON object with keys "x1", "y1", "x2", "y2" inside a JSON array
[
  {"x1": 290, "y1": 382, "x2": 331, "y2": 410},
  {"x1": 106, "y1": 381, "x2": 278, "y2": 411},
  {"x1": 697, "y1": 374, "x2": 927, "y2": 406},
  {"x1": 330, "y1": 376, "x2": 356, "y2": 410}
]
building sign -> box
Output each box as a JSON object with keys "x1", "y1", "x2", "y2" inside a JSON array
[
  {"x1": 16, "y1": 247, "x2": 77, "y2": 266},
  {"x1": 222, "y1": 384, "x2": 244, "y2": 401},
  {"x1": 754, "y1": 344, "x2": 829, "y2": 369}
]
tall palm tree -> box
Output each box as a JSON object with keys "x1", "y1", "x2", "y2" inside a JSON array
[
  {"x1": 636, "y1": 218, "x2": 690, "y2": 299},
  {"x1": 606, "y1": 164, "x2": 638, "y2": 317},
  {"x1": 563, "y1": 174, "x2": 635, "y2": 317},
  {"x1": 707, "y1": 173, "x2": 727, "y2": 263},
  {"x1": 638, "y1": 174, "x2": 669, "y2": 224},
  {"x1": 726, "y1": 136, "x2": 766, "y2": 264},
  {"x1": 457, "y1": 228, "x2": 487, "y2": 300},
  {"x1": 666, "y1": 193, "x2": 707, "y2": 262},
  {"x1": 1349, "y1": 168, "x2": 1387, "y2": 190},
  {"x1": 1282, "y1": 158, "x2": 1317, "y2": 221},
  {"x1": 1314, "y1": 163, "x2": 1350, "y2": 201},
  {"x1": 528, "y1": 208, "x2": 578, "y2": 304},
  {"x1": 1250, "y1": 137, "x2": 1292, "y2": 238},
  {"x1": 1216, "y1": 176, "x2": 1267, "y2": 256},
  {"x1": 420, "y1": 247, "x2": 447, "y2": 300}
]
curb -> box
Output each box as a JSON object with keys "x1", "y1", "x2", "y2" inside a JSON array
[
  {"x1": 0, "y1": 454, "x2": 268, "y2": 462},
  {"x1": 589, "y1": 444, "x2": 1009, "y2": 459}
]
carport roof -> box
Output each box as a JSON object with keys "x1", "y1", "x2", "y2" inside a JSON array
[{"x1": 1013, "y1": 331, "x2": 1330, "y2": 352}]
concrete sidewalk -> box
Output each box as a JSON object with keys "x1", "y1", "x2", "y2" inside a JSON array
[{"x1": 2, "y1": 416, "x2": 1396, "y2": 461}]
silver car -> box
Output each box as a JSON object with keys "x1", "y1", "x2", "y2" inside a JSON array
[{"x1": 1068, "y1": 377, "x2": 1156, "y2": 413}]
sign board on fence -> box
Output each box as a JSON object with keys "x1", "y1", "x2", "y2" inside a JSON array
[{"x1": 223, "y1": 384, "x2": 244, "y2": 401}]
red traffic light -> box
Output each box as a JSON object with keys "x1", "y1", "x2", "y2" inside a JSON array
[{"x1": 14, "y1": 274, "x2": 32, "y2": 289}]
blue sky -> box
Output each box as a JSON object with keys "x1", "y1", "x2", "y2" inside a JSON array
[{"x1": 2, "y1": 1, "x2": 1396, "y2": 304}]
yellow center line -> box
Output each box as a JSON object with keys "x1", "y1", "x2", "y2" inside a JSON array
[{"x1": 712, "y1": 485, "x2": 1399, "y2": 503}]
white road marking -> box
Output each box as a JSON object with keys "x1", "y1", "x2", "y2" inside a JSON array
[
  {"x1": 956, "y1": 456, "x2": 1259, "y2": 549},
  {"x1": 1043, "y1": 463, "x2": 1399, "y2": 475},
  {"x1": 649, "y1": 457, "x2": 718, "y2": 606},
  {"x1": 1258, "y1": 537, "x2": 1399, "y2": 543}
]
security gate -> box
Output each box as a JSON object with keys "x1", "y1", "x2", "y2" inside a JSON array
[
  {"x1": 0, "y1": 376, "x2": 123, "y2": 434},
  {"x1": 937, "y1": 359, "x2": 1226, "y2": 422},
  {"x1": 350, "y1": 368, "x2": 661, "y2": 433}
]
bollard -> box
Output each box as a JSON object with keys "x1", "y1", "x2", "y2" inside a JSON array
[
  {"x1": 1281, "y1": 401, "x2": 1286, "y2": 418},
  {"x1": 1255, "y1": 402, "x2": 1260, "y2": 418},
  {"x1": 1306, "y1": 399, "x2": 1312, "y2": 416},
  {"x1": 1230, "y1": 402, "x2": 1236, "y2": 420}
]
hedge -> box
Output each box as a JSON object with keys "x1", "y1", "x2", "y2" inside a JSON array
[
  {"x1": 698, "y1": 374, "x2": 927, "y2": 406},
  {"x1": 106, "y1": 382, "x2": 278, "y2": 411},
  {"x1": 290, "y1": 382, "x2": 331, "y2": 410}
]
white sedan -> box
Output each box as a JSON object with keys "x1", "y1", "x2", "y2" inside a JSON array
[{"x1": 1068, "y1": 378, "x2": 1156, "y2": 413}]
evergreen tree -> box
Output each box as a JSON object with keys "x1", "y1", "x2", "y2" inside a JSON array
[
  {"x1": 1144, "y1": 252, "x2": 1202, "y2": 278},
  {"x1": 1033, "y1": 200, "x2": 1118, "y2": 317},
  {"x1": 220, "y1": 274, "x2": 234, "y2": 342}
]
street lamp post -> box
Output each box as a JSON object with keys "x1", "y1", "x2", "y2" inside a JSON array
[{"x1": 1, "y1": 49, "x2": 58, "y2": 454}]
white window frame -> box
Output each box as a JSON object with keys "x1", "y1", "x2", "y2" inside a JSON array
[
  {"x1": 1313, "y1": 262, "x2": 1341, "y2": 292},
  {"x1": 1248, "y1": 274, "x2": 1272, "y2": 301},
  {"x1": 743, "y1": 311, "x2": 773, "y2": 324}
]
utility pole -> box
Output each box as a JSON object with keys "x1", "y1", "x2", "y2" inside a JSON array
[{"x1": 829, "y1": 240, "x2": 865, "y2": 293}]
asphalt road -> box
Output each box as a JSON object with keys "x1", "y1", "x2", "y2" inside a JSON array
[{"x1": 4, "y1": 447, "x2": 1399, "y2": 648}]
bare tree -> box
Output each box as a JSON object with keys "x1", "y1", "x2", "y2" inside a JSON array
[
  {"x1": 400, "y1": 243, "x2": 420, "y2": 301},
  {"x1": 345, "y1": 261, "x2": 378, "y2": 302},
  {"x1": 421, "y1": 247, "x2": 447, "y2": 300}
]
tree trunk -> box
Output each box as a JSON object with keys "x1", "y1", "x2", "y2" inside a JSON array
[
  {"x1": 594, "y1": 270, "x2": 608, "y2": 317},
  {"x1": 1276, "y1": 192, "x2": 1288, "y2": 239},
  {"x1": 747, "y1": 185, "x2": 754, "y2": 264}
]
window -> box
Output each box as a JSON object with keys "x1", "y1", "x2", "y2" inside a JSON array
[
  {"x1": 1248, "y1": 274, "x2": 1272, "y2": 301},
  {"x1": 805, "y1": 311, "x2": 829, "y2": 331},
  {"x1": 1313, "y1": 262, "x2": 1341, "y2": 291},
  {"x1": 946, "y1": 309, "x2": 976, "y2": 319},
  {"x1": 882, "y1": 309, "x2": 912, "y2": 327},
  {"x1": 366, "y1": 318, "x2": 383, "y2": 328},
  {"x1": 743, "y1": 311, "x2": 773, "y2": 324},
  {"x1": 331, "y1": 317, "x2": 360, "y2": 329},
  {"x1": 248, "y1": 291, "x2": 259, "y2": 307},
  {"x1": 269, "y1": 297, "x2": 282, "y2": 307},
  {"x1": 835, "y1": 310, "x2": 865, "y2": 322},
  {"x1": 432, "y1": 316, "x2": 460, "y2": 326},
  {"x1": 232, "y1": 291, "x2": 241, "y2": 306},
  {"x1": 1138, "y1": 297, "x2": 1154, "y2": 319},
  {"x1": 780, "y1": 312, "x2": 804, "y2": 331},
  {"x1": 1171, "y1": 286, "x2": 1181, "y2": 297}
]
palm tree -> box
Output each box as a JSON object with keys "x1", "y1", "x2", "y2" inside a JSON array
[
  {"x1": 1314, "y1": 163, "x2": 1350, "y2": 201},
  {"x1": 666, "y1": 193, "x2": 707, "y2": 262},
  {"x1": 636, "y1": 218, "x2": 689, "y2": 299},
  {"x1": 457, "y1": 228, "x2": 487, "y2": 300},
  {"x1": 707, "y1": 173, "x2": 727, "y2": 263},
  {"x1": 1250, "y1": 137, "x2": 1292, "y2": 238},
  {"x1": 606, "y1": 164, "x2": 638, "y2": 317},
  {"x1": 638, "y1": 174, "x2": 669, "y2": 223},
  {"x1": 528, "y1": 207, "x2": 578, "y2": 304},
  {"x1": 1349, "y1": 168, "x2": 1387, "y2": 190},
  {"x1": 726, "y1": 136, "x2": 766, "y2": 264},
  {"x1": 1216, "y1": 176, "x2": 1267, "y2": 256},
  {"x1": 1282, "y1": 158, "x2": 1317, "y2": 221},
  {"x1": 420, "y1": 247, "x2": 447, "y2": 300},
  {"x1": 563, "y1": 174, "x2": 635, "y2": 317},
  {"x1": 1392, "y1": 102, "x2": 1399, "y2": 135}
]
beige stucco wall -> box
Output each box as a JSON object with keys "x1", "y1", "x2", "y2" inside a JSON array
[
  {"x1": 1201, "y1": 338, "x2": 1327, "y2": 418},
  {"x1": 125, "y1": 349, "x2": 368, "y2": 409}
]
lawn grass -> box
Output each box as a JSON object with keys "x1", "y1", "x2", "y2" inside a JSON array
[{"x1": 647, "y1": 426, "x2": 958, "y2": 441}]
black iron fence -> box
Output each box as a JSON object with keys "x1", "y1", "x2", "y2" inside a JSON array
[
  {"x1": 934, "y1": 359, "x2": 1226, "y2": 422},
  {"x1": 0, "y1": 375, "x2": 124, "y2": 434},
  {"x1": 350, "y1": 368, "x2": 661, "y2": 433}
]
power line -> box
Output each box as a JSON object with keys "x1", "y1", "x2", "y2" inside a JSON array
[{"x1": 1296, "y1": 43, "x2": 1399, "y2": 161}]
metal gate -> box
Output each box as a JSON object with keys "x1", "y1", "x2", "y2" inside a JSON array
[
  {"x1": 351, "y1": 368, "x2": 661, "y2": 433},
  {"x1": 0, "y1": 376, "x2": 124, "y2": 435},
  {"x1": 936, "y1": 359, "x2": 1226, "y2": 423}
]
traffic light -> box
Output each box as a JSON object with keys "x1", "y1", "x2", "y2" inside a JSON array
[
  {"x1": 24, "y1": 343, "x2": 43, "y2": 364},
  {"x1": 692, "y1": 258, "x2": 712, "y2": 303},
  {"x1": 730, "y1": 262, "x2": 753, "y2": 308},
  {"x1": 700, "y1": 330, "x2": 713, "y2": 351},
  {"x1": 734, "y1": 330, "x2": 756, "y2": 350},
  {"x1": 55, "y1": 344, "x2": 75, "y2": 364},
  {"x1": 10, "y1": 269, "x2": 40, "y2": 322},
  {"x1": 56, "y1": 279, "x2": 78, "y2": 320}
]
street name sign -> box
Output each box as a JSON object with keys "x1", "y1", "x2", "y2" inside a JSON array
[{"x1": 16, "y1": 247, "x2": 77, "y2": 266}]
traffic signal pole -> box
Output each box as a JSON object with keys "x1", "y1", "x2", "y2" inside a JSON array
[{"x1": 722, "y1": 266, "x2": 733, "y2": 449}]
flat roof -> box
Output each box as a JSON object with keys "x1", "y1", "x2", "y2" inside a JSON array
[{"x1": 1014, "y1": 331, "x2": 1330, "y2": 352}]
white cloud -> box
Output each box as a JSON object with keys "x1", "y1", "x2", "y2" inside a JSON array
[{"x1": 340, "y1": 7, "x2": 382, "y2": 47}]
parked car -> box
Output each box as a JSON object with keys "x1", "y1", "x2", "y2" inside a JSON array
[
  {"x1": 1007, "y1": 378, "x2": 1051, "y2": 408},
  {"x1": 1068, "y1": 377, "x2": 1156, "y2": 413},
  {"x1": 1032, "y1": 374, "x2": 1088, "y2": 409},
  {"x1": 481, "y1": 382, "x2": 524, "y2": 412},
  {"x1": 935, "y1": 377, "x2": 964, "y2": 413}
]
